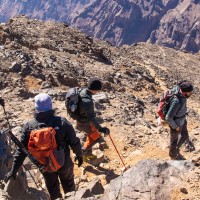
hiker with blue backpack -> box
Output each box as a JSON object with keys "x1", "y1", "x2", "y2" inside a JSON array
[
  {"x1": 4, "y1": 93, "x2": 83, "y2": 200},
  {"x1": 165, "y1": 81, "x2": 193, "y2": 159}
]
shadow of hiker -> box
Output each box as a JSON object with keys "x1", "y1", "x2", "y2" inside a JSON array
[{"x1": 84, "y1": 165, "x2": 119, "y2": 183}]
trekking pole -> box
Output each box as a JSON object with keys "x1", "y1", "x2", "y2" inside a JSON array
[
  {"x1": 23, "y1": 165, "x2": 41, "y2": 188},
  {"x1": 23, "y1": 165, "x2": 46, "y2": 192},
  {"x1": 108, "y1": 134, "x2": 128, "y2": 171}
]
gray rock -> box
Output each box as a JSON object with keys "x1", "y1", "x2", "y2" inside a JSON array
[
  {"x1": 100, "y1": 160, "x2": 194, "y2": 200},
  {"x1": 64, "y1": 178, "x2": 104, "y2": 199}
]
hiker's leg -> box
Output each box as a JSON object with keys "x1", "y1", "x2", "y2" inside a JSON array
[
  {"x1": 83, "y1": 136, "x2": 95, "y2": 149},
  {"x1": 59, "y1": 157, "x2": 75, "y2": 193},
  {"x1": 83, "y1": 123, "x2": 101, "y2": 149},
  {"x1": 169, "y1": 127, "x2": 179, "y2": 157},
  {"x1": 43, "y1": 172, "x2": 62, "y2": 200},
  {"x1": 177, "y1": 120, "x2": 189, "y2": 149}
]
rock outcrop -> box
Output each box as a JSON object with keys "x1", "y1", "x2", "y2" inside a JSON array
[
  {"x1": 100, "y1": 160, "x2": 195, "y2": 200},
  {"x1": 149, "y1": 0, "x2": 200, "y2": 53}
]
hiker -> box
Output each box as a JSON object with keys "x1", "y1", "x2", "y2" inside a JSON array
[
  {"x1": 0, "y1": 97, "x2": 5, "y2": 107},
  {"x1": 165, "y1": 81, "x2": 193, "y2": 159},
  {"x1": 4, "y1": 93, "x2": 83, "y2": 200},
  {"x1": 76, "y1": 78, "x2": 110, "y2": 151}
]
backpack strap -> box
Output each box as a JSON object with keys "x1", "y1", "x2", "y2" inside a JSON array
[
  {"x1": 171, "y1": 93, "x2": 185, "y2": 118},
  {"x1": 29, "y1": 116, "x2": 56, "y2": 130}
]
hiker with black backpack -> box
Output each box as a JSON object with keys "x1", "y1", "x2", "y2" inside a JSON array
[
  {"x1": 4, "y1": 93, "x2": 83, "y2": 200},
  {"x1": 66, "y1": 78, "x2": 110, "y2": 152},
  {"x1": 165, "y1": 81, "x2": 193, "y2": 159}
]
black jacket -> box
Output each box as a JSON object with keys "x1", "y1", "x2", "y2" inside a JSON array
[
  {"x1": 11, "y1": 110, "x2": 82, "y2": 174},
  {"x1": 78, "y1": 88, "x2": 102, "y2": 130}
]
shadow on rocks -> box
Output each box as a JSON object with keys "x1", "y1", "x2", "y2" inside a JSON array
[{"x1": 84, "y1": 165, "x2": 119, "y2": 183}]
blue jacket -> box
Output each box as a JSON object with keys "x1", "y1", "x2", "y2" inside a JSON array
[{"x1": 165, "y1": 86, "x2": 187, "y2": 129}]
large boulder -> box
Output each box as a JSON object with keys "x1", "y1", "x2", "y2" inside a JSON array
[{"x1": 99, "y1": 159, "x2": 194, "y2": 200}]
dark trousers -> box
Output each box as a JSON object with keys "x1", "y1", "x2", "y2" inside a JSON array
[
  {"x1": 43, "y1": 156, "x2": 75, "y2": 200},
  {"x1": 169, "y1": 120, "x2": 189, "y2": 156}
]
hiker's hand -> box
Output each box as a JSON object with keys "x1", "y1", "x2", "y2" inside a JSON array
[
  {"x1": 0, "y1": 97, "x2": 5, "y2": 107},
  {"x1": 175, "y1": 127, "x2": 180, "y2": 132},
  {"x1": 75, "y1": 156, "x2": 83, "y2": 167},
  {"x1": 100, "y1": 127, "x2": 110, "y2": 136},
  {"x1": 4, "y1": 171, "x2": 16, "y2": 183}
]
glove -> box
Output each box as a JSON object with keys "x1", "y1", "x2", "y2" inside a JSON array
[
  {"x1": 0, "y1": 97, "x2": 5, "y2": 107},
  {"x1": 4, "y1": 171, "x2": 16, "y2": 183},
  {"x1": 99, "y1": 127, "x2": 110, "y2": 136},
  {"x1": 75, "y1": 156, "x2": 83, "y2": 167}
]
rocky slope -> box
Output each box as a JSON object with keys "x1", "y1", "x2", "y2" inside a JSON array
[
  {"x1": 0, "y1": 16, "x2": 199, "y2": 199},
  {"x1": 0, "y1": 0, "x2": 199, "y2": 53}
]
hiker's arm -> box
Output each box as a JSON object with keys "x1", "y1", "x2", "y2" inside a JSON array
[
  {"x1": 64, "y1": 120, "x2": 82, "y2": 157},
  {"x1": 165, "y1": 98, "x2": 181, "y2": 129},
  {"x1": 83, "y1": 100, "x2": 102, "y2": 131},
  {"x1": 11, "y1": 123, "x2": 29, "y2": 174}
]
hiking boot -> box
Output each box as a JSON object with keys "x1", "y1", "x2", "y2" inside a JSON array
[
  {"x1": 83, "y1": 136, "x2": 102, "y2": 151},
  {"x1": 169, "y1": 154, "x2": 178, "y2": 160},
  {"x1": 176, "y1": 153, "x2": 186, "y2": 160},
  {"x1": 81, "y1": 147, "x2": 91, "y2": 155},
  {"x1": 169, "y1": 153, "x2": 186, "y2": 160},
  {"x1": 169, "y1": 151, "x2": 178, "y2": 160}
]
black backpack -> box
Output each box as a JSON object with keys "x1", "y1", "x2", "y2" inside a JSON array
[{"x1": 65, "y1": 88, "x2": 82, "y2": 120}]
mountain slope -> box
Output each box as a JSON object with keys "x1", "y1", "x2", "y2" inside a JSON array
[{"x1": 0, "y1": 16, "x2": 200, "y2": 200}]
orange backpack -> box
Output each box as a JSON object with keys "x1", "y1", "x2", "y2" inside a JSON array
[{"x1": 28, "y1": 126, "x2": 65, "y2": 172}]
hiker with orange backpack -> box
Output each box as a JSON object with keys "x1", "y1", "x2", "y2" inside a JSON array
[
  {"x1": 67, "y1": 78, "x2": 110, "y2": 151},
  {"x1": 4, "y1": 93, "x2": 83, "y2": 200},
  {"x1": 165, "y1": 81, "x2": 193, "y2": 159}
]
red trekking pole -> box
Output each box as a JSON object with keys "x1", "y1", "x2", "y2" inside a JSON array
[{"x1": 108, "y1": 134, "x2": 128, "y2": 171}]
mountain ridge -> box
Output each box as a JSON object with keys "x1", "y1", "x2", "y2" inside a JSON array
[{"x1": 0, "y1": 0, "x2": 199, "y2": 53}]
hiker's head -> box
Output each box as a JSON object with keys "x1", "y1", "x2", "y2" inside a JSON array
[
  {"x1": 34, "y1": 93, "x2": 53, "y2": 112},
  {"x1": 87, "y1": 78, "x2": 102, "y2": 94},
  {"x1": 179, "y1": 81, "x2": 193, "y2": 98}
]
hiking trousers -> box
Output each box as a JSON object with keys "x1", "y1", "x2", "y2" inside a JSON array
[
  {"x1": 42, "y1": 156, "x2": 75, "y2": 200},
  {"x1": 77, "y1": 122, "x2": 101, "y2": 149},
  {"x1": 169, "y1": 120, "x2": 189, "y2": 157}
]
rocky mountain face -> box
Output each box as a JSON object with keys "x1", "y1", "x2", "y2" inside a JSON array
[
  {"x1": 0, "y1": 16, "x2": 200, "y2": 199},
  {"x1": 149, "y1": 0, "x2": 200, "y2": 53},
  {"x1": 0, "y1": 0, "x2": 92, "y2": 22},
  {"x1": 0, "y1": 0, "x2": 199, "y2": 53}
]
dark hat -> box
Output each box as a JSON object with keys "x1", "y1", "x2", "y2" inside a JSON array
[
  {"x1": 179, "y1": 81, "x2": 193, "y2": 92},
  {"x1": 87, "y1": 78, "x2": 102, "y2": 91},
  {"x1": 34, "y1": 93, "x2": 52, "y2": 112}
]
